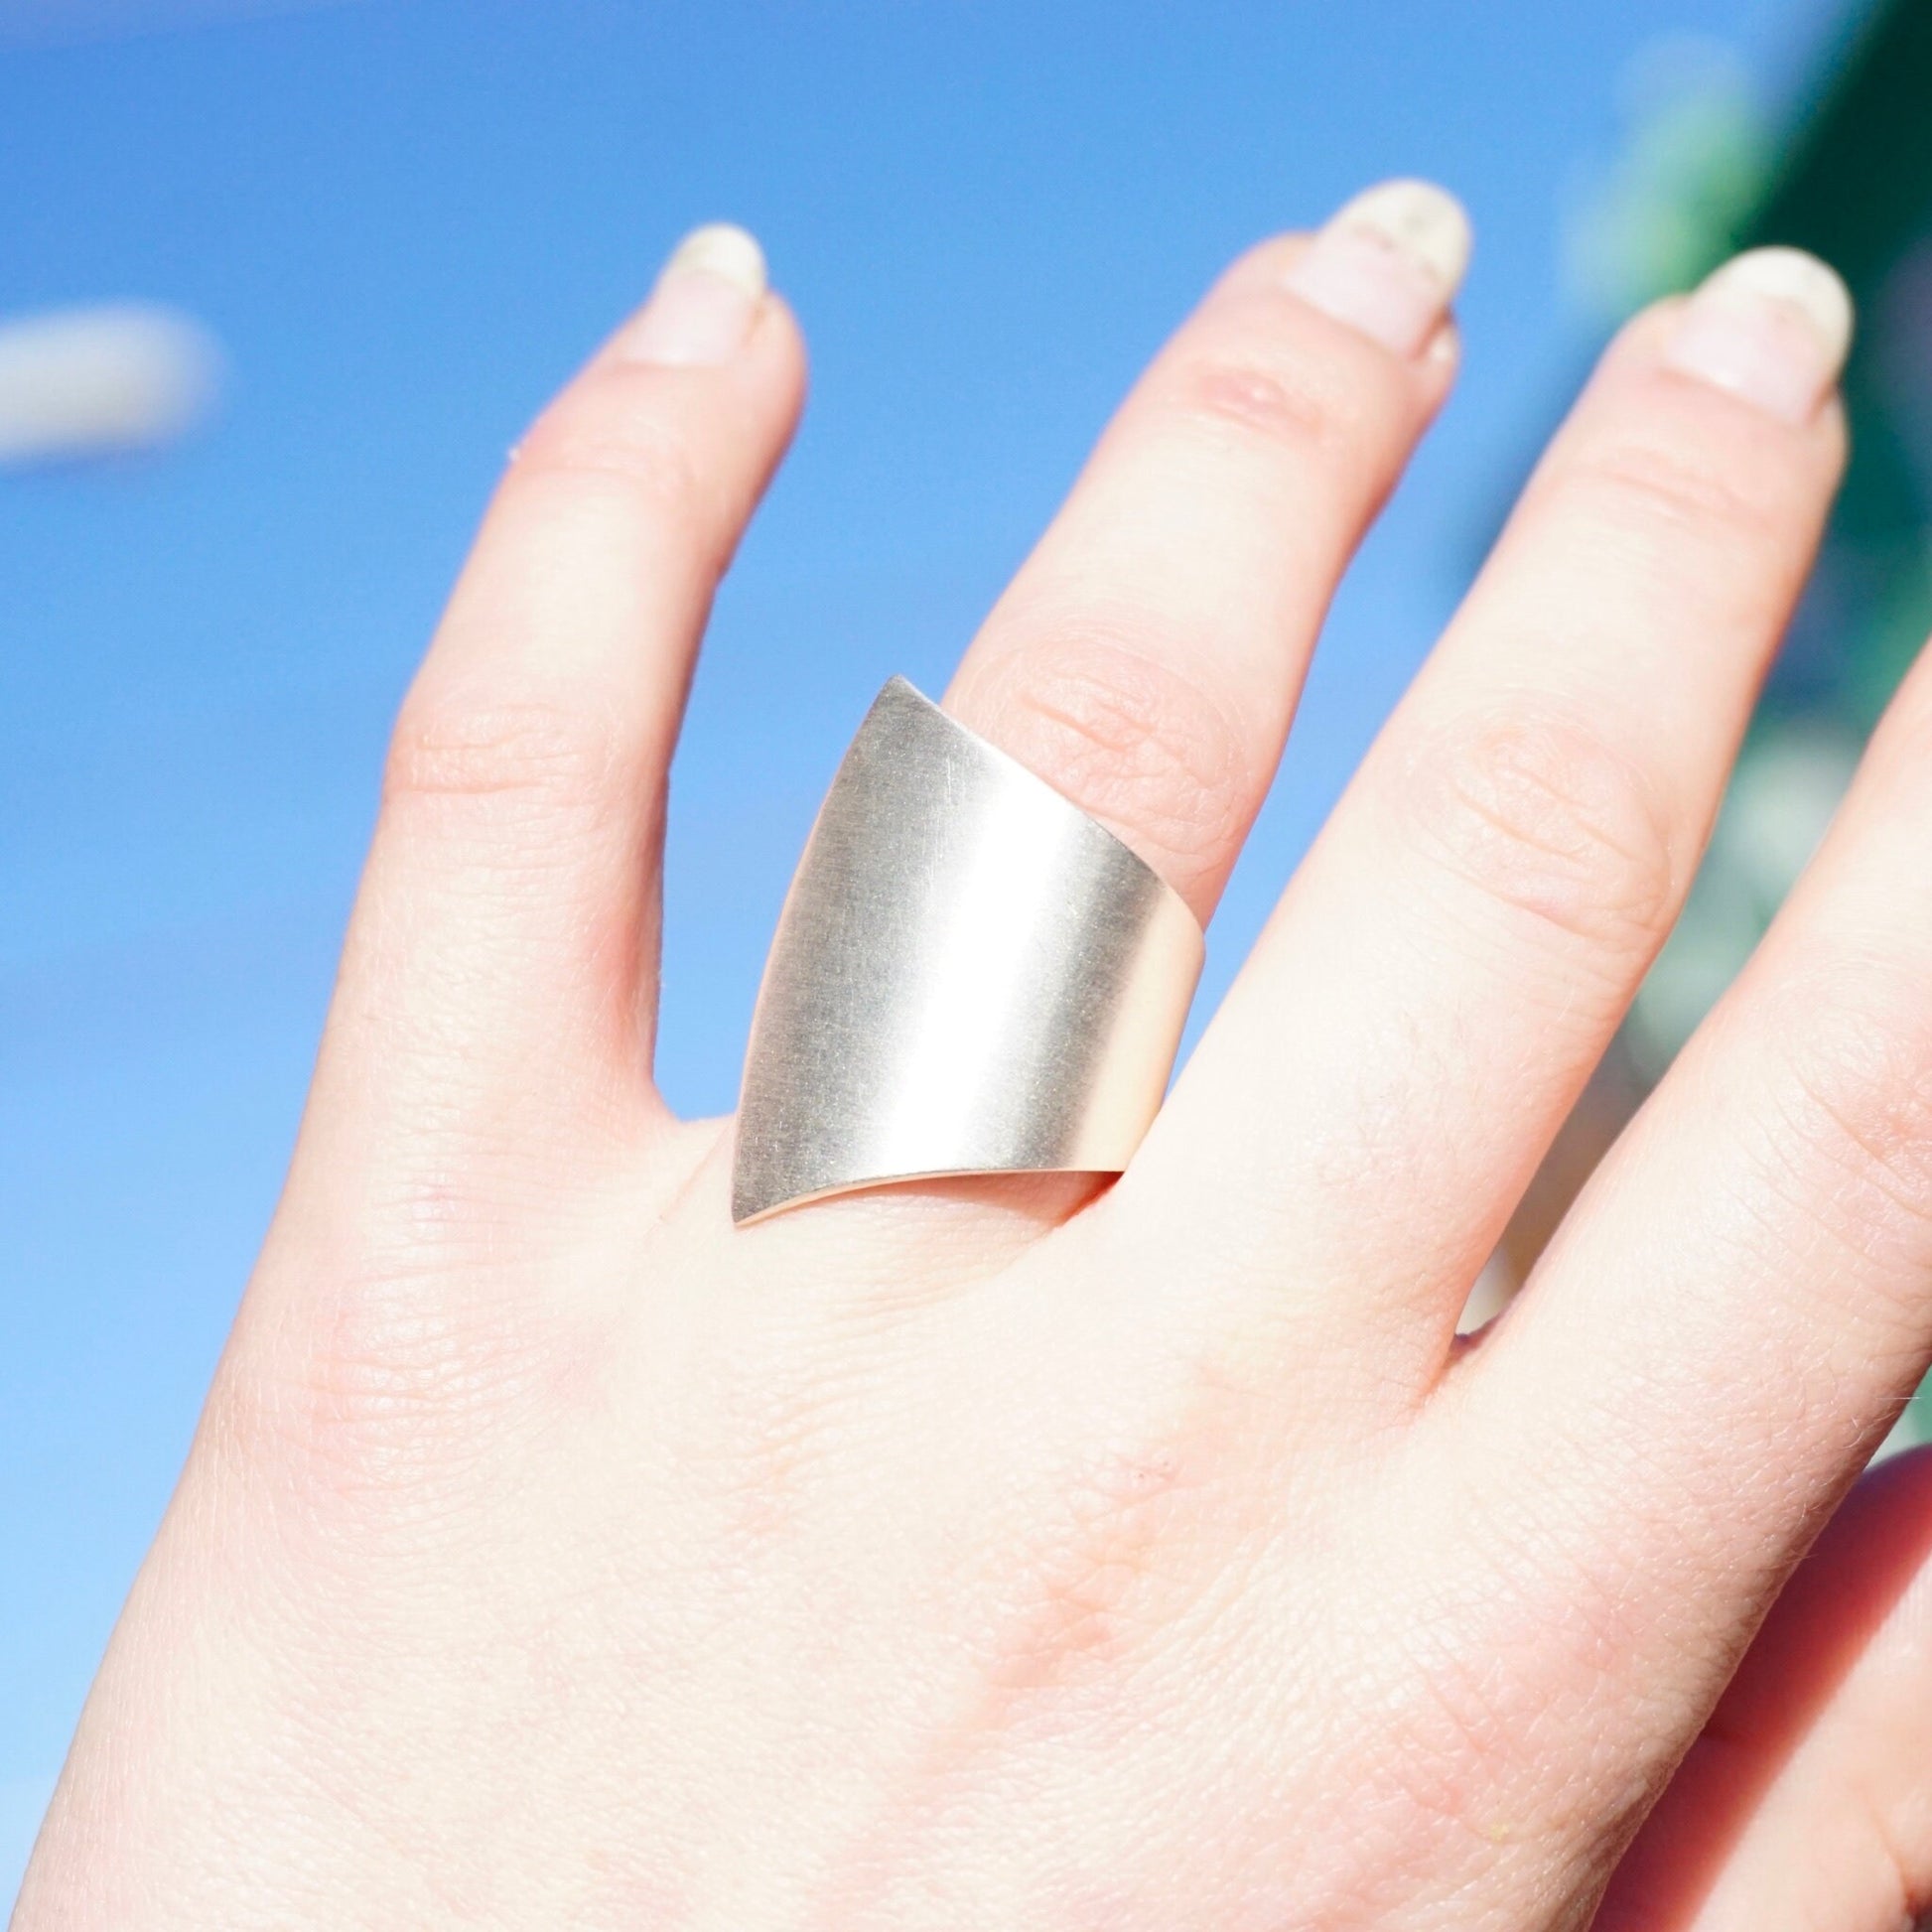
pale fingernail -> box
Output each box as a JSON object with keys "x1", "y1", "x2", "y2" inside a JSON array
[
  {"x1": 1285, "y1": 179, "x2": 1471, "y2": 357},
  {"x1": 622, "y1": 222, "x2": 767, "y2": 367},
  {"x1": 1662, "y1": 246, "x2": 1853, "y2": 424}
]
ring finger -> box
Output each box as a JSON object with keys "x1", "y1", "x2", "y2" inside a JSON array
[{"x1": 1119, "y1": 245, "x2": 1851, "y2": 1387}]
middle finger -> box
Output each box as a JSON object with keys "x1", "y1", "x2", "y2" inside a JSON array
[{"x1": 944, "y1": 179, "x2": 1467, "y2": 925}]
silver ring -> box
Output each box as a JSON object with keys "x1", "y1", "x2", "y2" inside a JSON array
[{"x1": 732, "y1": 678, "x2": 1204, "y2": 1225}]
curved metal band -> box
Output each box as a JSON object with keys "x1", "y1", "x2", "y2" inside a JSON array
[{"x1": 732, "y1": 678, "x2": 1204, "y2": 1224}]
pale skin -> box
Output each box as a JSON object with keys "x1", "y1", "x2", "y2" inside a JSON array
[{"x1": 19, "y1": 179, "x2": 1932, "y2": 1929}]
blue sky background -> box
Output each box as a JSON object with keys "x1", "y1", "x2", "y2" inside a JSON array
[{"x1": 1, "y1": 0, "x2": 1845, "y2": 1897}]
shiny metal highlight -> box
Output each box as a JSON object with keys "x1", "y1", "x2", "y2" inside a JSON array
[{"x1": 732, "y1": 678, "x2": 1204, "y2": 1225}]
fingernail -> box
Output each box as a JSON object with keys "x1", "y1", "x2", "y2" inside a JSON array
[
  {"x1": 1662, "y1": 247, "x2": 1853, "y2": 424},
  {"x1": 1285, "y1": 179, "x2": 1471, "y2": 357},
  {"x1": 622, "y1": 223, "x2": 767, "y2": 367}
]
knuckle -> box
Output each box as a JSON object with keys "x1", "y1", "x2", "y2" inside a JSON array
[
  {"x1": 250, "y1": 1314, "x2": 483, "y2": 1506},
  {"x1": 510, "y1": 375, "x2": 712, "y2": 532},
  {"x1": 1369, "y1": 1635, "x2": 1543, "y2": 1840},
  {"x1": 1540, "y1": 434, "x2": 1785, "y2": 555},
  {"x1": 989, "y1": 1365, "x2": 1264, "y2": 1695},
  {"x1": 1170, "y1": 346, "x2": 1366, "y2": 459},
  {"x1": 1396, "y1": 700, "x2": 1678, "y2": 955},
  {"x1": 1361, "y1": 1498, "x2": 1663, "y2": 1854},
  {"x1": 971, "y1": 621, "x2": 1251, "y2": 881},
  {"x1": 383, "y1": 692, "x2": 617, "y2": 816},
  {"x1": 1760, "y1": 960, "x2": 1932, "y2": 1259},
  {"x1": 208, "y1": 1274, "x2": 566, "y2": 1521},
  {"x1": 999, "y1": 1461, "x2": 1187, "y2": 1685}
]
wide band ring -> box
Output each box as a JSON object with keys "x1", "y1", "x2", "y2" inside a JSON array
[{"x1": 731, "y1": 678, "x2": 1205, "y2": 1225}]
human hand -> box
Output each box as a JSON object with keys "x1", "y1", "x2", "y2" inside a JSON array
[{"x1": 20, "y1": 188, "x2": 1932, "y2": 1930}]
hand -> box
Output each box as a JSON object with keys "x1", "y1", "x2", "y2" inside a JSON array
[{"x1": 19, "y1": 188, "x2": 1932, "y2": 1931}]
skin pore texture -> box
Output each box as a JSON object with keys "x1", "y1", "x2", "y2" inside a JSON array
[{"x1": 18, "y1": 184, "x2": 1932, "y2": 1930}]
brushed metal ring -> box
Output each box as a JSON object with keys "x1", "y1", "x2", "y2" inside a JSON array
[{"x1": 731, "y1": 677, "x2": 1205, "y2": 1225}]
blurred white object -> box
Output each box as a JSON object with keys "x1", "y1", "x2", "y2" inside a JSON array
[
  {"x1": 0, "y1": 304, "x2": 222, "y2": 466},
  {"x1": 1455, "y1": 1253, "x2": 1515, "y2": 1335}
]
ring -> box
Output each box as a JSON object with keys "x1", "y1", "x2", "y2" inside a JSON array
[{"x1": 732, "y1": 677, "x2": 1205, "y2": 1224}]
